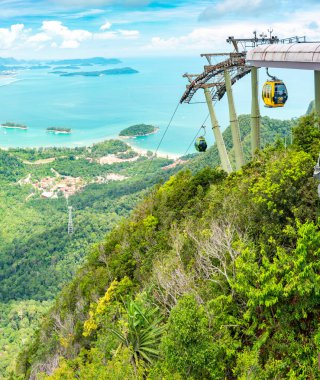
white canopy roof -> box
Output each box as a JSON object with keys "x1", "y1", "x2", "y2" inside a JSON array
[{"x1": 246, "y1": 43, "x2": 320, "y2": 70}]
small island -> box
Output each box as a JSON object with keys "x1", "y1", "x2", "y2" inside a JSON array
[
  {"x1": 60, "y1": 67, "x2": 138, "y2": 77},
  {"x1": 46, "y1": 127, "x2": 72, "y2": 135},
  {"x1": 29, "y1": 65, "x2": 51, "y2": 70},
  {"x1": 119, "y1": 124, "x2": 158, "y2": 137},
  {"x1": 1, "y1": 122, "x2": 28, "y2": 130},
  {"x1": 52, "y1": 66, "x2": 81, "y2": 70}
]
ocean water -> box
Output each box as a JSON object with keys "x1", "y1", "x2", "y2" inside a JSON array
[{"x1": 0, "y1": 57, "x2": 314, "y2": 155}]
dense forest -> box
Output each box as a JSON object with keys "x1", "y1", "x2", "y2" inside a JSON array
[
  {"x1": 0, "y1": 139, "x2": 175, "y2": 376},
  {"x1": 2, "y1": 113, "x2": 317, "y2": 379}
]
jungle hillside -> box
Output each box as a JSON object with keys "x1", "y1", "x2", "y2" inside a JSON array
[{"x1": 7, "y1": 113, "x2": 320, "y2": 379}]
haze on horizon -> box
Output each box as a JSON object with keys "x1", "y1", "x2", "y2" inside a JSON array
[{"x1": 0, "y1": 0, "x2": 319, "y2": 59}]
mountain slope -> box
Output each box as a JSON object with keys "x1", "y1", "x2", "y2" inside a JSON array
[{"x1": 17, "y1": 114, "x2": 320, "y2": 379}]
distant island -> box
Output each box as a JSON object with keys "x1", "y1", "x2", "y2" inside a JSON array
[
  {"x1": 49, "y1": 57, "x2": 121, "y2": 66},
  {"x1": 29, "y1": 65, "x2": 51, "y2": 70},
  {"x1": 46, "y1": 127, "x2": 72, "y2": 135},
  {"x1": 119, "y1": 124, "x2": 158, "y2": 137},
  {"x1": 0, "y1": 57, "x2": 122, "y2": 73},
  {"x1": 52, "y1": 66, "x2": 81, "y2": 70},
  {"x1": 59, "y1": 67, "x2": 138, "y2": 77},
  {"x1": 1, "y1": 122, "x2": 28, "y2": 130},
  {"x1": 50, "y1": 71, "x2": 68, "y2": 75}
]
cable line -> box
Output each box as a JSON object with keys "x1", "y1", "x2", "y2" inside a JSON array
[
  {"x1": 146, "y1": 102, "x2": 181, "y2": 171},
  {"x1": 182, "y1": 113, "x2": 209, "y2": 157}
]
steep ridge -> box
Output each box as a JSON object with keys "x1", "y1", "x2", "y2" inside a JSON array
[{"x1": 17, "y1": 114, "x2": 320, "y2": 379}]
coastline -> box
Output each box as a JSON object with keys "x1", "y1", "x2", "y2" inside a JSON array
[
  {"x1": 0, "y1": 137, "x2": 182, "y2": 160},
  {"x1": 126, "y1": 141, "x2": 181, "y2": 160},
  {"x1": 47, "y1": 131, "x2": 72, "y2": 135},
  {"x1": 2, "y1": 126, "x2": 28, "y2": 130}
]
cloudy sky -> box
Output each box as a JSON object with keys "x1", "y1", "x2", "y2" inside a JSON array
[{"x1": 0, "y1": 0, "x2": 320, "y2": 58}]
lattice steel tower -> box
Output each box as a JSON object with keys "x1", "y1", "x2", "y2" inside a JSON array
[{"x1": 68, "y1": 206, "x2": 74, "y2": 235}]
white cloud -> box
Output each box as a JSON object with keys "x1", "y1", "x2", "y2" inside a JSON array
[
  {"x1": 94, "y1": 31, "x2": 117, "y2": 40},
  {"x1": 41, "y1": 21, "x2": 92, "y2": 43},
  {"x1": 94, "y1": 29, "x2": 139, "y2": 40},
  {"x1": 100, "y1": 21, "x2": 112, "y2": 31},
  {"x1": 39, "y1": 21, "x2": 92, "y2": 49},
  {"x1": 0, "y1": 24, "x2": 27, "y2": 49},
  {"x1": 118, "y1": 29, "x2": 140, "y2": 38},
  {"x1": 60, "y1": 40, "x2": 80, "y2": 49},
  {"x1": 28, "y1": 32, "x2": 52, "y2": 43},
  {"x1": 144, "y1": 10, "x2": 320, "y2": 55},
  {"x1": 0, "y1": 20, "x2": 141, "y2": 53},
  {"x1": 69, "y1": 9, "x2": 106, "y2": 19}
]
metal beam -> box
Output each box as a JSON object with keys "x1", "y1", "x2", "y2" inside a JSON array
[
  {"x1": 247, "y1": 60, "x2": 320, "y2": 70},
  {"x1": 204, "y1": 88, "x2": 232, "y2": 173},
  {"x1": 251, "y1": 67, "x2": 261, "y2": 156},
  {"x1": 224, "y1": 69, "x2": 245, "y2": 170},
  {"x1": 315, "y1": 71, "x2": 320, "y2": 115}
]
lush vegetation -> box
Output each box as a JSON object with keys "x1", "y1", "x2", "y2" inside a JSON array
[
  {"x1": 0, "y1": 139, "x2": 176, "y2": 378},
  {"x1": 0, "y1": 114, "x2": 311, "y2": 378},
  {"x1": 90, "y1": 139, "x2": 129, "y2": 157},
  {"x1": 119, "y1": 124, "x2": 158, "y2": 137},
  {"x1": 1, "y1": 122, "x2": 28, "y2": 129},
  {"x1": 0, "y1": 301, "x2": 51, "y2": 376},
  {"x1": 187, "y1": 114, "x2": 296, "y2": 173},
  {"x1": 14, "y1": 113, "x2": 320, "y2": 379}
]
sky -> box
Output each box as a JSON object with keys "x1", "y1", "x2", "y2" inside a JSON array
[{"x1": 0, "y1": 0, "x2": 320, "y2": 59}]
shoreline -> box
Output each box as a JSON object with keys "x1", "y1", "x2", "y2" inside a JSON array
[
  {"x1": 0, "y1": 137, "x2": 182, "y2": 160},
  {"x1": 1, "y1": 125, "x2": 28, "y2": 130},
  {"x1": 126, "y1": 142, "x2": 181, "y2": 160}
]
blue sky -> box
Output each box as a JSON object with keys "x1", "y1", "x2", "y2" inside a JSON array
[{"x1": 0, "y1": 0, "x2": 319, "y2": 58}]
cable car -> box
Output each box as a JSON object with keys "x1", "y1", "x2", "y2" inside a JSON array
[
  {"x1": 262, "y1": 69, "x2": 288, "y2": 108},
  {"x1": 195, "y1": 136, "x2": 207, "y2": 152}
]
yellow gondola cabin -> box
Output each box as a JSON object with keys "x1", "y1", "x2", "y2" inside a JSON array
[{"x1": 262, "y1": 80, "x2": 288, "y2": 108}]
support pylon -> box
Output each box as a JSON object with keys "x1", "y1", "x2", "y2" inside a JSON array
[
  {"x1": 251, "y1": 67, "x2": 261, "y2": 156},
  {"x1": 224, "y1": 69, "x2": 245, "y2": 170},
  {"x1": 204, "y1": 87, "x2": 232, "y2": 173},
  {"x1": 68, "y1": 206, "x2": 74, "y2": 235}
]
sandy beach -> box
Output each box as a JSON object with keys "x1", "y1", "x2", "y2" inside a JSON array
[{"x1": 127, "y1": 142, "x2": 181, "y2": 160}]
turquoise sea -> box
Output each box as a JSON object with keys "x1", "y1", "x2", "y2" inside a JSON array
[{"x1": 0, "y1": 57, "x2": 314, "y2": 155}]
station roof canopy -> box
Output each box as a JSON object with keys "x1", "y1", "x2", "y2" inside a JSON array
[{"x1": 246, "y1": 43, "x2": 320, "y2": 70}]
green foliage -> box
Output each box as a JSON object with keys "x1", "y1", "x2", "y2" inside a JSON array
[
  {"x1": 292, "y1": 113, "x2": 320, "y2": 159},
  {"x1": 0, "y1": 140, "x2": 177, "y2": 378},
  {"x1": 110, "y1": 295, "x2": 164, "y2": 366},
  {"x1": 186, "y1": 114, "x2": 296, "y2": 173},
  {"x1": 42, "y1": 347, "x2": 145, "y2": 379},
  {"x1": 232, "y1": 220, "x2": 320, "y2": 379},
  {"x1": 249, "y1": 149, "x2": 314, "y2": 220},
  {"x1": 0, "y1": 150, "x2": 25, "y2": 181},
  {"x1": 90, "y1": 139, "x2": 129, "y2": 157},
  {"x1": 160, "y1": 295, "x2": 220, "y2": 379},
  {"x1": 0, "y1": 300, "x2": 51, "y2": 378},
  {"x1": 119, "y1": 124, "x2": 157, "y2": 137}
]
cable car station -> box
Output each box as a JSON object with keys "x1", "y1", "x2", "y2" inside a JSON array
[{"x1": 180, "y1": 32, "x2": 320, "y2": 173}]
